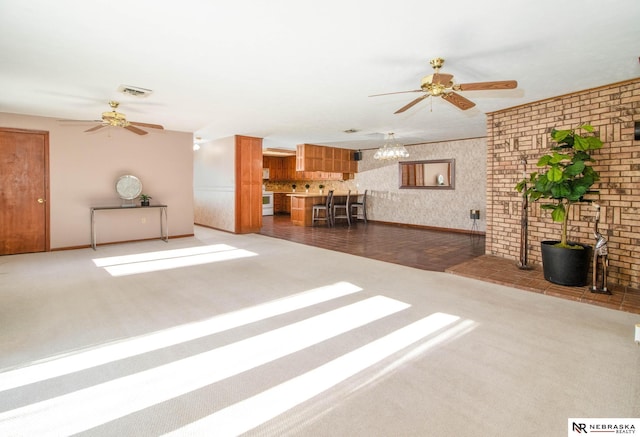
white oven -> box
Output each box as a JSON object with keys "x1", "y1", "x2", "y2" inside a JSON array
[{"x1": 262, "y1": 191, "x2": 274, "y2": 216}]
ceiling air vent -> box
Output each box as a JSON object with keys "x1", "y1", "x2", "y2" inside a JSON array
[{"x1": 117, "y1": 85, "x2": 153, "y2": 98}]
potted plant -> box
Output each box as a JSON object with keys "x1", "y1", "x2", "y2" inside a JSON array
[
  {"x1": 319, "y1": 184, "x2": 325, "y2": 194},
  {"x1": 305, "y1": 183, "x2": 310, "y2": 193},
  {"x1": 139, "y1": 194, "x2": 152, "y2": 207},
  {"x1": 516, "y1": 124, "x2": 602, "y2": 286},
  {"x1": 291, "y1": 184, "x2": 297, "y2": 192}
]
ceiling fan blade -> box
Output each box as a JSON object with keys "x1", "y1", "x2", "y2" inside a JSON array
[
  {"x1": 431, "y1": 73, "x2": 453, "y2": 85},
  {"x1": 369, "y1": 90, "x2": 422, "y2": 97},
  {"x1": 60, "y1": 119, "x2": 103, "y2": 123},
  {"x1": 124, "y1": 125, "x2": 148, "y2": 135},
  {"x1": 84, "y1": 124, "x2": 107, "y2": 133},
  {"x1": 456, "y1": 80, "x2": 517, "y2": 91},
  {"x1": 394, "y1": 94, "x2": 430, "y2": 114},
  {"x1": 129, "y1": 121, "x2": 164, "y2": 130},
  {"x1": 441, "y1": 92, "x2": 476, "y2": 110}
]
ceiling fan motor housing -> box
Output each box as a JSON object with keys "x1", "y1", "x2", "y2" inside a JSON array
[
  {"x1": 102, "y1": 110, "x2": 128, "y2": 127},
  {"x1": 421, "y1": 74, "x2": 454, "y2": 95}
]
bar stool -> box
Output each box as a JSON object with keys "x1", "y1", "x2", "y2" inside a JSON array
[
  {"x1": 350, "y1": 189, "x2": 368, "y2": 224},
  {"x1": 312, "y1": 190, "x2": 334, "y2": 226},
  {"x1": 332, "y1": 190, "x2": 351, "y2": 226}
]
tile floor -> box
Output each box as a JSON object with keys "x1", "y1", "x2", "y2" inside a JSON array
[{"x1": 446, "y1": 255, "x2": 640, "y2": 315}]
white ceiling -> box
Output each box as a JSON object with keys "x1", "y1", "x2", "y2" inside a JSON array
[{"x1": 1, "y1": 0, "x2": 639, "y2": 151}]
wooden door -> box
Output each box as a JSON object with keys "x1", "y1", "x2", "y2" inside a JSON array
[{"x1": 0, "y1": 128, "x2": 49, "y2": 255}]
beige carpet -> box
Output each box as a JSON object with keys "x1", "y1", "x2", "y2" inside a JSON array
[{"x1": 0, "y1": 226, "x2": 638, "y2": 436}]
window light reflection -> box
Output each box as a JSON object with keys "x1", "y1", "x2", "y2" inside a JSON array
[
  {"x1": 0, "y1": 296, "x2": 408, "y2": 436},
  {"x1": 166, "y1": 313, "x2": 463, "y2": 436},
  {"x1": 92, "y1": 244, "x2": 257, "y2": 276},
  {"x1": 0, "y1": 281, "x2": 363, "y2": 392}
]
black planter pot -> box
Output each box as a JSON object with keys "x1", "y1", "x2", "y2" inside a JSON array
[
  {"x1": 141, "y1": 201, "x2": 150, "y2": 207},
  {"x1": 540, "y1": 241, "x2": 592, "y2": 286}
]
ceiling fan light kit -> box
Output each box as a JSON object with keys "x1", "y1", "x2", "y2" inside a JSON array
[
  {"x1": 370, "y1": 57, "x2": 518, "y2": 114},
  {"x1": 373, "y1": 133, "x2": 409, "y2": 160}
]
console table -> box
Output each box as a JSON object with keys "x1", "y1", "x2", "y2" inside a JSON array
[{"x1": 90, "y1": 205, "x2": 168, "y2": 250}]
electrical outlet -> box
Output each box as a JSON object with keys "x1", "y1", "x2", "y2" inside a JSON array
[
  {"x1": 141, "y1": 217, "x2": 146, "y2": 224},
  {"x1": 635, "y1": 324, "x2": 640, "y2": 344}
]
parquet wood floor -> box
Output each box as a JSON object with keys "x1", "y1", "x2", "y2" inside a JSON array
[
  {"x1": 260, "y1": 214, "x2": 640, "y2": 314},
  {"x1": 260, "y1": 215, "x2": 484, "y2": 272}
]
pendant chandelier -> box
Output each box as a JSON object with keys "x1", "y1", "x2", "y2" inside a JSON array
[{"x1": 373, "y1": 133, "x2": 409, "y2": 160}]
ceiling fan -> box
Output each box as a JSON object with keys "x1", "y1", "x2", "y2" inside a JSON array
[
  {"x1": 370, "y1": 57, "x2": 517, "y2": 113},
  {"x1": 81, "y1": 100, "x2": 164, "y2": 135}
]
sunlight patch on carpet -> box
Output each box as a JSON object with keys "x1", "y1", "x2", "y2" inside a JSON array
[
  {"x1": 92, "y1": 244, "x2": 257, "y2": 276},
  {"x1": 165, "y1": 313, "x2": 463, "y2": 436},
  {"x1": 0, "y1": 281, "x2": 363, "y2": 392},
  {"x1": 0, "y1": 296, "x2": 408, "y2": 435}
]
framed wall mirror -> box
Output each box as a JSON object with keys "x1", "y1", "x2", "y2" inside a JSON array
[{"x1": 399, "y1": 159, "x2": 455, "y2": 189}]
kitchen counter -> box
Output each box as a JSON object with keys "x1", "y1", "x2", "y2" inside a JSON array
[
  {"x1": 287, "y1": 192, "x2": 356, "y2": 226},
  {"x1": 286, "y1": 191, "x2": 351, "y2": 198}
]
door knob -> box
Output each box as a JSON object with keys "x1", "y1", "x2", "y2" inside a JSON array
[{"x1": 37, "y1": 198, "x2": 45, "y2": 203}]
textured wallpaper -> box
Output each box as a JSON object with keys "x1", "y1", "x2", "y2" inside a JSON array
[{"x1": 354, "y1": 138, "x2": 486, "y2": 232}]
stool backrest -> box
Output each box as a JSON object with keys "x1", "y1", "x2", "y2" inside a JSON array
[{"x1": 325, "y1": 190, "x2": 334, "y2": 209}]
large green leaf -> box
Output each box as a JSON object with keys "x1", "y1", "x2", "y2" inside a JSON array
[
  {"x1": 586, "y1": 136, "x2": 603, "y2": 150},
  {"x1": 573, "y1": 135, "x2": 589, "y2": 151},
  {"x1": 564, "y1": 160, "x2": 585, "y2": 176},
  {"x1": 551, "y1": 183, "x2": 571, "y2": 198},
  {"x1": 568, "y1": 185, "x2": 588, "y2": 201},
  {"x1": 550, "y1": 152, "x2": 571, "y2": 164},
  {"x1": 551, "y1": 129, "x2": 571, "y2": 142},
  {"x1": 573, "y1": 151, "x2": 592, "y2": 162},
  {"x1": 529, "y1": 191, "x2": 543, "y2": 201},
  {"x1": 551, "y1": 204, "x2": 566, "y2": 222},
  {"x1": 547, "y1": 166, "x2": 564, "y2": 182},
  {"x1": 537, "y1": 155, "x2": 552, "y2": 166}
]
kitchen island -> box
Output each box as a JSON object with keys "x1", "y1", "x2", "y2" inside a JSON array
[{"x1": 287, "y1": 192, "x2": 352, "y2": 226}]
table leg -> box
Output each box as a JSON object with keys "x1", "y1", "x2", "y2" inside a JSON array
[
  {"x1": 91, "y1": 208, "x2": 96, "y2": 250},
  {"x1": 161, "y1": 207, "x2": 169, "y2": 242}
]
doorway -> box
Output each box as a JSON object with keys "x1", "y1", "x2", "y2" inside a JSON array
[{"x1": 0, "y1": 128, "x2": 50, "y2": 255}]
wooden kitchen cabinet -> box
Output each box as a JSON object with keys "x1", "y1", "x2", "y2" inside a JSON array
[
  {"x1": 264, "y1": 156, "x2": 297, "y2": 181},
  {"x1": 296, "y1": 144, "x2": 324, "y2": 172},
  {"x1": 296, "y1": 143, "x2": 357, "y2": 177},
  {"x1": 273, "y1": 193, "x2": 291, "y2": 214},
  {"x1": 265, "y1": 146, "x2": 356, "y2": 181}
]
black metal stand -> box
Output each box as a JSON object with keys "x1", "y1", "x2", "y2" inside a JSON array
[
  {"x1": 518, "y1": 159, "x2": 532, "y2": 270},
  {"x1": 590, "y1": 203, "x2": 611, "y2": 294},
  {"x1": 469, "y1": 209, "x2": 481, "y2": 246}
]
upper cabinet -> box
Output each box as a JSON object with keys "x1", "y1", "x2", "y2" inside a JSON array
[
  {"x1": 263, "y1": 156, "x2": 296, "y2": 180},
  {"x1": 263, "y1": 145, "x2": 357, "y2": 181},
  {"x1": 296, "y1": 144, "x2": 357, "y2": 176}
]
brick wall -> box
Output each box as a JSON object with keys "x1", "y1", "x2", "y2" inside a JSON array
[{"x1": 486, "y1": 78, "x2": 640, "y2": 288}]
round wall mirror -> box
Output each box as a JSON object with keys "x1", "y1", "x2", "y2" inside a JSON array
[{"x1": 115, "y1": 175, "x2": 143, "y2": 200}]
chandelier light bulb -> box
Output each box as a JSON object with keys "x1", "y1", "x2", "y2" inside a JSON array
[{"x1": 374, "y1": 133, "x2": 409, "y2": 160}]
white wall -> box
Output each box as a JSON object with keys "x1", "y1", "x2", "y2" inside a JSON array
[
  {"x1": 193, "y1": 137, "x2": 236, "y2": 232},
  {"x1": 355, "y1": 137, "x2": 487, "y2": 232},
  {"x1": 0, "y1": 112, "x2": 194, "y2": 249}
]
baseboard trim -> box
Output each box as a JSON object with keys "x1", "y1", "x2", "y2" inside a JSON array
[
  {"x1": 52, "y1": 233, "x2": 195, "y2": 251},
  {"x1": 368, "y1": 220, "x2": 486, "y2": 236},
  {"x1": 193, "y1": 222, "x2": 236, "y2": 234}
]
